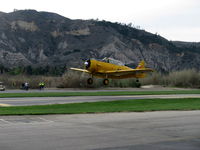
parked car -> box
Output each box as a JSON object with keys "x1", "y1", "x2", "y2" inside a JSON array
[{"x1": 0, "y1": 82, "x2": 5, "y2": 91}]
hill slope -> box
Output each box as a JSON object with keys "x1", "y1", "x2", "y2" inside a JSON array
[{"x1": 0, "y1": 9, "x2": 200, "y2": 72}]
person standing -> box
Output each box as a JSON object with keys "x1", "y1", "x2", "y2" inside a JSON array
[{"x1": 39, "y1": 82, "x2": 45, "y2": 90}]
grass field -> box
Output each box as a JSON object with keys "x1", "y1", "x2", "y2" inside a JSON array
[
  {"x1": 1, "y1": 90, "x2": 200, "y2": 98},
  {"x1": 0, "y1": 98, "x2": 200, "y2": 115}
]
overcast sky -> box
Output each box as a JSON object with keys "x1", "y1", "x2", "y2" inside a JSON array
[{"x1": 0, "y1": 0, "x2": 199, "y2": 42}]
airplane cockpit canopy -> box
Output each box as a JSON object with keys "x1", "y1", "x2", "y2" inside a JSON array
[{"x1": 102, "y1": 57, "x2": 124, "y2": 66}]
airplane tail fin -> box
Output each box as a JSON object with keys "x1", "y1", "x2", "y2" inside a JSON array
[{"x1": 136, "y1": 60, "x2": 145, "y2": 69}]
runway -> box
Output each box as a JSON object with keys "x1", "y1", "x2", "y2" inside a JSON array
[
  {"x1": 0, "y1": 111, "x2": 200, "y2": 150},
  {"x1": 0, "y1": 89, "x2": 200, "y2": 150},
  {"x1": 1, "y1": 94, "x2": 200, "y2": 106}
]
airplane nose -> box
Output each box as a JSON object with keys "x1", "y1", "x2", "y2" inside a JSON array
[
  {"x1": 84, "y1": 59, "x2": 91, "y2": 69},
  {"x1": 84, "y1": 61, "x2": 88, "y2": 65}
]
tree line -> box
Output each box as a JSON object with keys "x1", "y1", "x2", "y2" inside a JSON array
[{"x1": 0, "y1": 65, "x2": 66, "y2": 76}]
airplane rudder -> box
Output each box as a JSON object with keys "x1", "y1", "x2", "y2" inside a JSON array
[{"x1": 136, "y1": 60, "x2": 145, "y2": 69}]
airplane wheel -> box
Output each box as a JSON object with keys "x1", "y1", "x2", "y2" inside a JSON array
[
  {"x1": 135, "y1": 80, "x2": 141, "y2": 88},
  {"x1": 87, "y1": 78, "x2": 93, "y2": 85},
  {"x1": 103, "y1": 79, "x2": 109, "y2": 85},
  {"x1": 135, "y1": 82, "x2": 141, "y2": 88}
]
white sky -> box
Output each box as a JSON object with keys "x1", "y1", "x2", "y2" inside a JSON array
[{"x1": 0, "y1": 0, "x2": 199, "y2": 42}]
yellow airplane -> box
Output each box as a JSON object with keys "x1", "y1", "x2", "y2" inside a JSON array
[{"x1": 70, "y1": 57, "x2": 153, "y2": 85}]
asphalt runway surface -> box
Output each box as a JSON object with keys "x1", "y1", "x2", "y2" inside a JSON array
[
  {"x1": 0, "y1": 86, "x2": 194, "y2": 93},
  {"x1": 1, "y1": 87, "x2": 198, "y2": 106},
  {"x1": 1, "y1": 94, "x2": 200, "y2": 106},
  {"x1": 0, "y1": 89, "x2": 200, "y2": 150},
  {"x1": 0, "y1": 111, "x2": 200, "y2": 150},
  {"x1": 0, "y1": 94, "x2": 200, "y2": 106}
]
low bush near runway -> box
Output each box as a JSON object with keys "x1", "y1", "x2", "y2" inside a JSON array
[
  {"x1": 1, "y1": 90, "x2": 200, "y2": 98},
  {"x1": 0, "y1": 98, "x2": 200, "y2": 115},
  {"x1": 1, "y1": 69, "x2": 200, "y2": 88},
  {"x1": 0, "y1": 74, "x2": 60, "y2": 89},
  {"x1": 142, "y1": 69, "x2": 200, "y2": 88}
]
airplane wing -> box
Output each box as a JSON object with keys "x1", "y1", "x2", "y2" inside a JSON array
[
  {"x1": 98, "y1": 68, "x2": 153, "y2": 76},
  {"x1": 70, "y1": 68, "x2": 90, "y2": 73}
]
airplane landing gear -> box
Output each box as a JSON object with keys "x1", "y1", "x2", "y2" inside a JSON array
[
  {"x1": 103, "y1": 79, "x2": 109, "y2": 85},
  {"x1": 135, "y1": 79, "x2": 141, "y2": 88},
  {"x1": 87, "y1": 78, "x2": 93, "y2": 85}
]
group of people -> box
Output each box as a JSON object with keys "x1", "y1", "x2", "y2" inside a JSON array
[{"x1": 21, "y1": 82, "x2": 45, "y2": 90}]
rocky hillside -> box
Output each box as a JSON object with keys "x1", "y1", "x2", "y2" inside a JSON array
[{"x1": 0, "y1": 9, "x2": 200, "y2": 73}]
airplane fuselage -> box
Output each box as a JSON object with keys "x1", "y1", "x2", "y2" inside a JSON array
[{"x1": 87, "y1": 59, "x2": 146, "y2": 79}]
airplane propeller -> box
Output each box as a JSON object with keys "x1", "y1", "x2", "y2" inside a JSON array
[
  {"x1": 84, "y1": 59, "x2": 91, "y2": 69},
  {"x1": 84, "y1": 61, "x2": 89, "y2": 66},
  {"x1": 80, "y1": 59, "x2": 91, "y2": 85}
]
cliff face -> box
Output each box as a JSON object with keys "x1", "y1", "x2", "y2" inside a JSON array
[{"x1": 0, "y1": 9, "x2": 200, "y2": 72}]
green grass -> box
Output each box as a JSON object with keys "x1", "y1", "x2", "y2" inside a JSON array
[
  {"x1": 1, "y1": 90, "x2": 200, "y2": 98},
  {"x1": 0, "y1": 98, "x2": 200, "y2": 115}
]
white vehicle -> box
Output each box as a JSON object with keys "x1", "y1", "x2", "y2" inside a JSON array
[{"x1": 0, "y1": 82, "x2": 5, "y2": 91}]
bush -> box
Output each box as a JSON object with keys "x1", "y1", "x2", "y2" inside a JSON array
[
  {"x1": 141, "y1": 72, "x2": 164, "y2": 85},
  {"x1": 167, "y1": 69, "x2": 200, "y2": 88},
  {"x1": 141, "y1": 69, "x2": 200, "y2": 88},
  {"x1": 1, "y1": 69, "x2": 200, "y2": 89},
  {"x1": 0, "y1": 74, "x2": 61, "y2": 89},
  {"x1": 57, "y1": 71, "x2": 142, "y2": 88}
]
